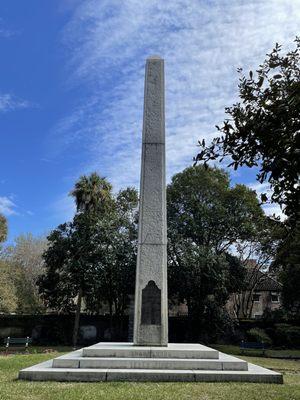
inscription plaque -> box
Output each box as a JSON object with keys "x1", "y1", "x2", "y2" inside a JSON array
[{"x1": 141, "y1": 280, "x2": 161, "y2": 325}]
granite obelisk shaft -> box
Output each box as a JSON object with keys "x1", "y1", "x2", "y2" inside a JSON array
[{"x1": 133, "y1": 56, "x2": 168, "y2": 346}]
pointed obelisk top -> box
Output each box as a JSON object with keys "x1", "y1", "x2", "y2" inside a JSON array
[{"x1": 147, "y1": 55, "x2": 163, "y2": 60}]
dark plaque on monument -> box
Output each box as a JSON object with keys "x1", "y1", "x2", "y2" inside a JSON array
[{"x1": 141, "y1": 280, "x2": 161, "y2": 325}]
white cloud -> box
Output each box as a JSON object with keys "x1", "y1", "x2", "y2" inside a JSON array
[
  {"x1": 0, "y1": 196, "x2": 17, "y2": 216},
  {"x1": 262, "y1": 203, "x2": 285, "y2": 220},
  {"x1": 0, "y1": 93, "x2": 31, "y2": 113},
  {"x1": 53, "y1": 0, "x2": 300, "y2": 189},
  {"x1": 248, "y1": 182, "x2": 272, "y2": 196}
]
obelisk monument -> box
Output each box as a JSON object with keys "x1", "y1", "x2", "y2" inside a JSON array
[{"x1": 133, "y1": 56, "x2": 168, "y2": 346}]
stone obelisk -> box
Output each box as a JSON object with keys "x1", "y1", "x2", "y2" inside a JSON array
[{"x1": 133, "y1": 56, "x2": 168, "y2": 346}]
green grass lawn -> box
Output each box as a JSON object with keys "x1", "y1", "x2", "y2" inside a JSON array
[{"x1": 0, "y1": 348, "x2": 299, "y2": 400}]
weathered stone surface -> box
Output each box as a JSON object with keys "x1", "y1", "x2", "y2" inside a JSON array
[
  {"x1": 18, "y1": 345, "x2": 283, "y2": 383},
  {"x1": 82, "y1": 343, "x2": 219, "y2": 359},
  {"x1": 19, "y1": 366, "x2": 282, "y2": 384},
  {"x1": 54, "y1": 356, "x2": 248, "y2": 371},
  {"x1": 133, "y1": 56, "x2": 168, "y2": 346}
]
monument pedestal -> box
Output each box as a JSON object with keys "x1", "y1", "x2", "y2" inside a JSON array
[{"x1": 19, "y1": 342, "x2": 282, "y2": 383}]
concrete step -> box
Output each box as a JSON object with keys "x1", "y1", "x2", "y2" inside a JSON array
[
  {"x1": 19, "y1": 359, "x2": 283, "y2": 383},
  {"x1": 82, "y1": 342, "x2": 219, "y2": 359},
  {"x1": 53, "y1": 356, "x2": 248, "y2": 371},
  {"x1": 18, "y1": 343, "x2": 283, "y2": 383}
]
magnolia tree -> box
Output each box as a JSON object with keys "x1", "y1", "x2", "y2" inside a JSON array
[
  {"x1": 195, "y1": 38, "x2": 300, "y2": 220},
  {"x1": 195, "y1": 38, "x2": 300, "y2": 318}
]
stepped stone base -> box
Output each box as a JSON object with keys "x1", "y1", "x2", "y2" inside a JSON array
[{"x1": 19, "y1": 342, "x2": 283, "y2": 383}]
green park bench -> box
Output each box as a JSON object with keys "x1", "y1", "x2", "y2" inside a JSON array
[
  {"x1": 240, "y1": 340, "x2": 265, "y2": 356},
  {"x1": 3, "y1": 336, "x2": 32, "y2": 354}
]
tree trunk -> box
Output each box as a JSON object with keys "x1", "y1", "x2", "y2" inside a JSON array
[{"x1": 72, "y1": 287, "x2": 83, "y2": 349}]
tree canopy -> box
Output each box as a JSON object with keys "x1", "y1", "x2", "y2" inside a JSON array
[
  {"x1": 167, "y1": 165, "x2": 265, "y2": 253},
  {"x1": 70, "y1": 172, "x2": 113, "y2": 213},
  {"x1": 167, "y1": 165, "x2": 267, "y2": 340},
  {"x1": 0, "y1": 234, "x2": 47, "y2": 314},
  {"x1": 195, "y1": 38, "x2": 300, "y2": 221}
]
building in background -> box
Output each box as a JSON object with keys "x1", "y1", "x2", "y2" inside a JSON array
[{"x1": 226, "y1": 268, "x2": 282, "y2": 319}]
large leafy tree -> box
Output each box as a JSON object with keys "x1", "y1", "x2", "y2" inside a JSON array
[
  {"x1": 167, "y1": 165, "x2": 267, "y2": 341},
  {"x1": 0, "y1": 233, "x2": 47, "y2": 314},
  {"x1": 84, "y1": 188, "x2": 138, "y2": 336},
  {"x1": 195, "y1": 38, "x2": 300, "y2": 221},
  {"x1": 39, "y1": 173, "x2": 138, "y2": 346},
  {"x1": 167, "y1": 165, "x2": 265, "y2": 252},
  {"x1": 11, "y1": 234, "x2": 47, "y2": 313}
]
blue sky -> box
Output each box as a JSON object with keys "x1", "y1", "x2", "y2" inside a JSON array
[{"x1": 0, "y1": 0, "x2": 299, "y2": 243}]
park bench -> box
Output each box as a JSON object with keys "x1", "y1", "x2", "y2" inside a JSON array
[
  {"x1": 240, "y1": 340, "x2": 265, "y2": 355},
  {"x1": 3, "y1": 337, "x2": 32, "y2": 354}
]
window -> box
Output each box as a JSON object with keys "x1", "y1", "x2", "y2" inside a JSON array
[
  {"x1": 271, "y1": 293, "x2": 279, "y2": 303},
  {"x1": 252, "y1": 293, "x2": 260, "y2": 302}
]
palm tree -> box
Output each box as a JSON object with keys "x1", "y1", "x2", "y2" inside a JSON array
[
  {"x1": 69, "y1": 172, "x2": 113, "y2": 348},
  {"x1": 70, "y1": 172, "x2": 113, "y2": 213}
]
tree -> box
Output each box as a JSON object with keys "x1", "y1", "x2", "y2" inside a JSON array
[
  {"x1": 38, "y1": 223, "x2": 77, "y2": 314},
  {"x1": 0, "y1": 259, "x2": 18, "y2": 313},
  {"x1": 2, "y1": 234, "x2": 47, "y2": 313},
  {"x1": 0, "y1": 214, "x2": 7, "y2": 244},
  {"x1": 85, "y1": 188, "x2": 138, "y2": 317},
  {"x1": 39, "y1": 173, "x2": 114, "y2": 347},
  {"x1": 195, "y1": 38, "x2": 300, "y2": 221},
  {"x1": 70, "y1": 172, "x2": 113, "y2": 213},
  {"x1": 39, "y1": 173, "x2": 138, "y2": 346},
  {"x1": 70, "y1": 173, "x2": 116, "y2": 346},
  {"x1": 167, "y1": 165, "x2": 265, "y2": 252},
  {"x1": 168, "y1": 238, "x2": 245, "y2": 341},
  {"x1": 167, "y1": 165, "x2": 268, "y2": 340}
]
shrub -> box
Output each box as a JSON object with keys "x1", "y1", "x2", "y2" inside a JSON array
[
  {"x1": 247, "y1": 328, "x2": 272, "y2": 346},
  {"x1": 274, "y1": 324, "x2": 300, "y2": 348}
]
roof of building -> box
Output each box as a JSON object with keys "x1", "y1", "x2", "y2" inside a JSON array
[{"x1": 245, "y1": 263, "x2": 282, "y2": 292}]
